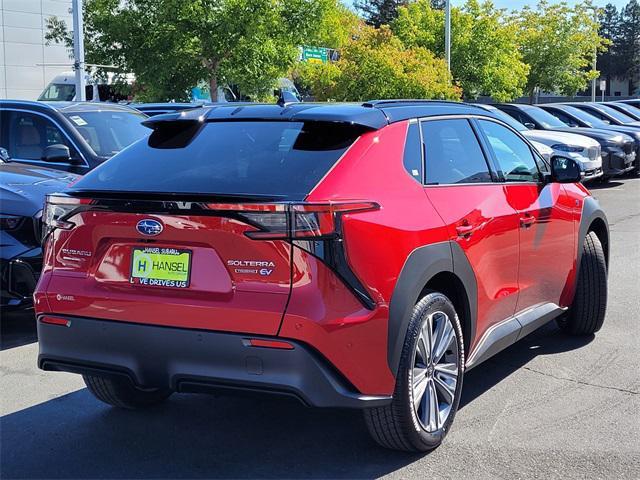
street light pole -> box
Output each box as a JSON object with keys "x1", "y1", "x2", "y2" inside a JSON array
[
  {"x1": 591, "y1": 7, "x2": 597, "y2": 102},
  {"x1": 72, "y1": 0, "x2": 86, "y2": 101},
  {"x1": 445, "y1": 0, "x2": 451, "y2": 72}
]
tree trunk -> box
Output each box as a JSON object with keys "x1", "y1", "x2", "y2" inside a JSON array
[{"x1": 210, "y1": 74, "x2": 218, "y2": 102}]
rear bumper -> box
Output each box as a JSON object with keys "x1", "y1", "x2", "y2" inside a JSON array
[{"x1": 37, "y1": 315, "x2": 392, "y2": 409}]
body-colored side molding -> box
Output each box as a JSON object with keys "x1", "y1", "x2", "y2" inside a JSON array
[
  {"x1": 387, "y1": 241, "x2": 478, "y2": 375},
  {"x1": 465, "y1": 302, "x2": 566, "y2": 370}
]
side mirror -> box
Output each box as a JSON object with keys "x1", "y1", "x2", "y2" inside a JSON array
[
  {"x1": 523, "y1": 122, "x2": 536, "y2": 129},
  {"x1": 42, "y1": 144, "x2": 71, "y2": 163},
  {"x1": 551, "y1": 156, "x2": 582, "y2": 183},
  {"x1": 0, "y1": 147, "x2": 10, "y2": 162}
]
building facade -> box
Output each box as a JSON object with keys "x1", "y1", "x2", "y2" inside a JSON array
[{"x1": 1, "y1": 0, "x2": 72, "y2": 100}]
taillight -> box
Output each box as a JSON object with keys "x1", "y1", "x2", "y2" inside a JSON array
[
  {"x1": 204, "y1": 202, "x2": 379, "y2": 240},
  {"x1": 42, "y1": 194, "x2": 93, "y2": 241}
]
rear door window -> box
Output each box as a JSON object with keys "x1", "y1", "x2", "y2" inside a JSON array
[
  {"x1": 478, "y1": 119, "x2": 541, "y2": 182},
  {"x1": 421, "y1": 119, "x2": 492, "y2": 185},
  {"x1": 71, "y1": 121, "x2": 366, "y2": 200}
]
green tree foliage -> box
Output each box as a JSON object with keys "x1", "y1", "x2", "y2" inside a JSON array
[
  {"x1": 513, "y1": 1, "x2": 608, "y2": 100},
  {"x1": 618, "y1": 0, "x2": 640, "y2": 91},
  {"x1": 355, "y1": 0, "x2": 408, "y2": 28},
  {"x1": 294, "y1": 24, "x2": 460, "y2": 101},
  {"x1": 392, "y1": 0, "x2": 528, "y2": 102},
  {"x1": 355, "y1": 0, "x2": 445, "y2": 27},
  {"x1": 597, "y1": 4, "x2": 624, "y2": 79},
  {"x1": 46, "y1": 0, "x2": 331, "y2": 101},
  {"x1": 310, "y1": 0, "x2": 361, "y2": 49}
]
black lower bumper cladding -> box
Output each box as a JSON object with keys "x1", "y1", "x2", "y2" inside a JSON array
[{"x1": 38, "y1": 315, "x2": 391, "y2": 409}]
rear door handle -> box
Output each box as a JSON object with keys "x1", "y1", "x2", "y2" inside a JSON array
[
  {"x1": 456, "y1": 224, "x2": 476, "y2": 238},
  {"x1": 520, "y1": 215, "x2": 536, "y2": 228}
]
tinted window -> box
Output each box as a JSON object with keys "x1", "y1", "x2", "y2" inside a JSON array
[
  {"x1": 546, "y1": 109, "x2": 579, "y2": 127},
  {"x1": 560, "y1": 106, "x2": 607, "y2": 128},
  {"x1": 579, "y1": 106, "x2": 609, "y2": 121},
  {"x1": 403, "y1": 122, "x2": 423, "y2": 181},
  {"x1": 421, "y1": 119, "x2": 492, "y2": 185},
  {"x1": 71, "y1": 121, "x2": 364, "y2": 200},
  {"x1": 478, "y1": 120, "x2": 540, "y2": 182},
  {"x1": 501, "y1": 108, "x2": 534, "y2": 127},
  {"x1": 524, "y1": 107, "x2": 567, "y2": 129},
  {"x1": 488, "y1": 109, "x2": 527, "y2": 132},
  {"x1": 64, "y1": 110, "x2": 148, "y2": 157},
  {"x1": 6, "y1": 111, "x2": 78, "y2": 161},
  {"x1": 595, "y1": 104, "x2": 635, "y2": 123}
]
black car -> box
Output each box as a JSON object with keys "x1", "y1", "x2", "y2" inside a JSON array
[
  {"x1": 616, "y1": 99, "x2": 640, "y2": 109},
  {"x1": 0, "y1": 100, "x2": 149, "y2": 175},
  {"x1": 605, "y1": 102, "x2": 640, "y2": 121},
  {"x1": 0, "y1": 151, "x2": 78, "y2": 312},
  {"x1": 565, "y1": 102, "x2": 640, "y2": 128},
  {"x1": 495, "y1": 103, "x2": 638, "y2": 177}
]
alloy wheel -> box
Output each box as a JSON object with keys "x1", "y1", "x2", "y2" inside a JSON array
[{"x1": 411, "y1": 311, "x2": 460, "y2": 433}]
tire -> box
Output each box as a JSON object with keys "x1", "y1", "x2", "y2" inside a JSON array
[
  {"x1": 600, "y1": 175, "x2": 610, "y2": 183},
  {"x1": 83, "y1": 375, "x2": 172, "y2": 409},
  {"x1": 364, "y1": 292, "x2": 464, "y2": 452},
  {"x1": 557, "y1": 231, "x2": 607, "y2": 335}
]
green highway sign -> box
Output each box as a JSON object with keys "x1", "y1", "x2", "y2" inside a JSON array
[{"x1": 302, "y1": 46, "x2": 328, "y2": 64}]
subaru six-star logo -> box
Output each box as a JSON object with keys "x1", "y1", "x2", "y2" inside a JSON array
[{"x1": 136, "y1": 219, "x2": 163, "y2": 236}]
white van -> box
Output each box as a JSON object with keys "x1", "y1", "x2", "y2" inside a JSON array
[{"x1": 38, "y1": 72, "x2": 134, "y2": 102}]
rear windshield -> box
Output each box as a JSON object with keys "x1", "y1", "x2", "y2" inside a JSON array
[{"x1": 70, "y1": 121, "x2": 364, "y2": 200}]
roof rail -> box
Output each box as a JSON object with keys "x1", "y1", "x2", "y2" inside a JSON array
[{"x1": 362, "y1": 99, "x2": 467, "y2": 108}]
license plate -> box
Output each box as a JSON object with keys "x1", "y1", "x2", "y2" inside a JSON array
[{"x1": 130, "y1": 247, "x2": 191, "y2": 288}]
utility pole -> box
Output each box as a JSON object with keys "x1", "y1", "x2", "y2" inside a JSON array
[
  {"x1": 72, "y1": 0, "x2": 86, "y2": 101},
  {"x1": 591, "y1": 7, "x2": 597, "y2": 102},
  {"x1": 445, "y1": 0, "x2": 451, "y2": 72}
]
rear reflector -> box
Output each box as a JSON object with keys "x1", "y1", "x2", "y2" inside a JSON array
[
  {"x1": 244, "y1": 338, "x2": 295, "y2": 350},
  {"x1": 40, "y1": 316, "x2": 71, "y2": 327}
]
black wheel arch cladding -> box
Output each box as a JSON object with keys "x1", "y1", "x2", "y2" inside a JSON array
[
  {"x1": 578, "y1": 196, "x2": 609, "y2": 272},
  {"x1": 387, "y1": 241, "x2": 477, "y2": 376}
]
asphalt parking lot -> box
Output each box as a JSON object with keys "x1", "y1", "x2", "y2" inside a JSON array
[{"x1": 1, "y1": 177, "x2": 639, "y2": 480}]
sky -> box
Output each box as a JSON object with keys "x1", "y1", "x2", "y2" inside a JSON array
[{"x1": 345, "y1": 0, "x2": 632, "y2": 10}]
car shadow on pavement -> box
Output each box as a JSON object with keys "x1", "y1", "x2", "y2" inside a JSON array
[
  {"x1": 0, "y1": 311, "x2": 37, "y2": 351},
  {"x1": 460, "y1": 321, "x2": 594, "y2": 409},
  {"x1": 587, "y1": 179, "x2": 625, "y2": 190},
  {"x1": 0, "y1": 321, "x2": 593, "y2": 479}
]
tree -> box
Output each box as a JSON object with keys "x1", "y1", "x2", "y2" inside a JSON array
[
  {"x1": 513, "y1": 1, "x2": 609, "y2": 101},
  {"x1": 618, "y1": 0, "x2": 640, "y2": 93},
  {"x1": 597, "y1": 3, "x2": 623, "y2": 83},
  {"x1": 355, "y1": 0, "x2": 408, "y2": 27},
  {"x1": 294, "y1": 24, "x2": 460, "y2": 101},
  {"x1": 392, "y1": 0, "x2": 528, "y2": 101},
  {"x1": 46, "y1": 0, "x2": 331, "y2": 101}
]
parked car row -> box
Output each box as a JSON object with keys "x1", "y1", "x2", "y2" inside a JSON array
[{"x1": 494, "y1": 102, "x2": 640, "y2": 180}]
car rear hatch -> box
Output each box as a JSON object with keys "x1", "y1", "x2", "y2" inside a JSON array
[{"x1": 40, "y1": 115, "x2": 375, "y2": 335}]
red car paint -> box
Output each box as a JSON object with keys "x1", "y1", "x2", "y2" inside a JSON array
[{"x1": 34, "y1": 112, "x2": 591, "y2": 398}]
